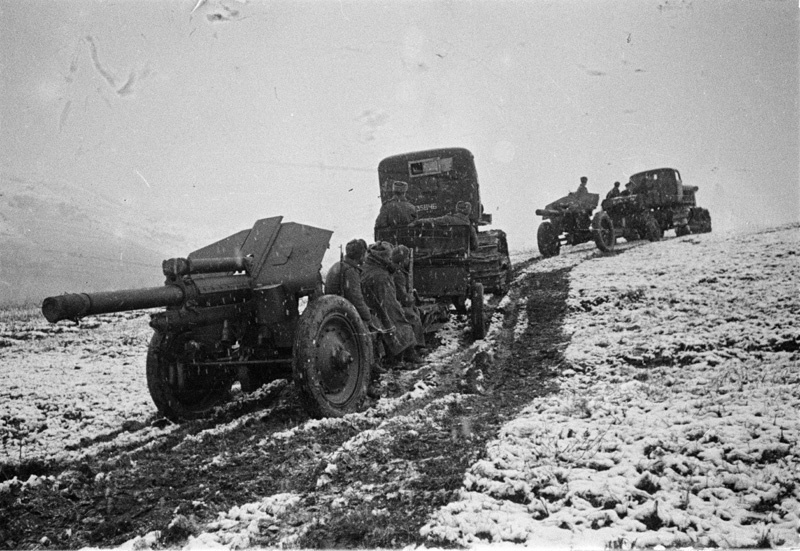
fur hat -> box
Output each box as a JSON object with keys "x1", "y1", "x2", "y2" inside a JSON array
[
  {"x1": 368, "y1": 241, "x2": 394, "y2": 263},
  {"x1": 456, "y1": 201, "x2": 472, "y2": 215},
  {"x1": 580, "y1": 176, "x2": 588, "y2": 184},
  {"x1": 345, "y1": 239, "x2": 367, "y2": 260},
  {"x1": 391, "y1": 180, "x2": 409, "y2": 193},
  {"x1": 390, "y1": 244, "x2": 410, "y2": 264}
]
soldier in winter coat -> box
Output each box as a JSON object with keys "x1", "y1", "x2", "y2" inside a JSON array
[
  {"x1": 360, "y1": 242, "x2": 421, "y2": 366},
  {"x1": 324, "y1": 239, "x2": 372, "y2": 323},
  {"x1": 375, "y1": 180, "x2": 417, "y2": 229}
]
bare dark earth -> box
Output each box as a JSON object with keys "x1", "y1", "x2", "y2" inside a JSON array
[{"x1": 0, "y1": 262, "x2": 572, "y2": 550}]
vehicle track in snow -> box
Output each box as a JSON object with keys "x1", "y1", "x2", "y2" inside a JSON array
[{"x1": 1, "y1": 244, "x2": 610, "y2": 549}]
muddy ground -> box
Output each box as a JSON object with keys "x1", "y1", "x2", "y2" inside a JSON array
[{"x1": 1, "y1": 254, "x2": 575, "y2": 550}]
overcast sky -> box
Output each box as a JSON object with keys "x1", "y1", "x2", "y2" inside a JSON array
[{"x1": 1, "y1": 0, "x2": 797, "y2": 258}]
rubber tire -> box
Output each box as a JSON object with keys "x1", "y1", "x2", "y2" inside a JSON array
[
  {"x1": 146, "y1": 331, "x2": 231, "y2": 422},
  {"x1": 592, "y1": 212, "x2": 616, "y2": 252},
  {"x1": 470, "y1": 281, "x2": 486, "y2": 341},
  {"x1": 691, "y1": 208, "x2": 712, "y2": 234},
  {"x1": 644, "y1": 216, "x2": 661, "y2": 242},
  {"x1": 537, "y1": 221, "x2": 561, "y2": 257},
  {"x1": 292, "y1": 295, "x2": 372, "y2": 419}
]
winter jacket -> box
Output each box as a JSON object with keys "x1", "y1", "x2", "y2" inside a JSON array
[
  {"x1": 374, "y1": 196, "x2": 418, "y2": 229},
  {"x1": 360, "y1": 250, "x2": 416, "y2": 356},
  {"x1": 325, "y1": 258, "x2": 371, "y2": 322}
]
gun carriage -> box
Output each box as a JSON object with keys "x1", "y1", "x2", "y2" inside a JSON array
[{"x1": 42, "y1": 217, "x2": 373, "y2": 421}]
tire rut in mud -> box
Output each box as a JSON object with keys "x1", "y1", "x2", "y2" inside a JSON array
[
  {"x1": 0, "y1": 264, "x2": 574, "y2": 550},
  {"x1": 288, "y1": 266, "x2": 573, "y2": 549}
]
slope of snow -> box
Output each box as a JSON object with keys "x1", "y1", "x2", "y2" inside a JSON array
[{"x1": 422, "y1": 225, "x2": 800, "y2": 549}]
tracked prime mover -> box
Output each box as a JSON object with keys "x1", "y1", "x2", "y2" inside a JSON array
[{"x1": 42, "y1": 217, "x2": 373, "y2": 421}]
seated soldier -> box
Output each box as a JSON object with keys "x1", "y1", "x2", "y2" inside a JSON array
[
  {"x1": 360, "y1": 242, "x2": 421, "y2": 367},
  {"x1": 606, "y1": 181, "x2": 622, "y2": 199},
  {"x1": 375, "y1": 180, "x2": 417, "y2": 229},
  {"x1": 410, "y1": 201, "x2": 479, "y2": 251},
  {"x1": 324, "y1": 239, "x2": 372, "y2": 324}
]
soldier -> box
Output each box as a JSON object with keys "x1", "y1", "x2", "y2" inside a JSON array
[
  {"x1": 411, "y1": 201, "x2": 479, "y2": 251},
  {"x1": 577, "y1": 176, "x2": 589, "y2": 195},
  {"x1": 375, "y1": 180, "x2": 417, "y2": 229},
  {"x1": 620, "y1": 181, "x2": 633, "y2": 196},
  {"x1": 390, "y1": 244, "x2": 426, "y2": 350},
  {"x1": 360, "y1": 242, "x2": 421, "y2": 367},
  {"x1": 606, "y1": 181, "x2": 622, "y2": 199},
  {"x1": 324, "y1": 239, "x2": 372, "y2": 324}
]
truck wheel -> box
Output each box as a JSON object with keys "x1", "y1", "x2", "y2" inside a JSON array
[
  {"x1": 592, "y1": 212, "x2": 616, "y2": 252},
  {"x1": 676, "y1": 225, "x2": 691, "y2": 237},
  {"x1": 644, "y1": 216, "x2": 661, "y2": 242},
  {"x1": 146, "y1": 331, "x2": 231, "y2": 422},
  {"x1": 537, "y1": 221, "x2": 560, "y2": 257},
  {"x1": 292, "y1": 295, "x2": 373, "y2": 418},
  {"x1": 470, "y1": 282, "x2": 486, "y2": 340},
  {"x1": 690, "y1": 208, "x2": 712, "y2": 234}
]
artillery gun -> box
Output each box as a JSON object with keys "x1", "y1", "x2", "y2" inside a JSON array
[
  {"x1": 534, "y1": 191, "x2": 614, "y2": 257},
  {"x1": 42, "y1": 216, "x2": 373, "y2": 421},
  {"x1": 535, "y1": 168, "x2": 711, "y2": 256},
  {"x1": 374, "y1": 148, "x2": 512, "y2": 340}
]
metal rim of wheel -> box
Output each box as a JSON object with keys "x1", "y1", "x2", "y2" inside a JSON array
[{"x1": 292, "y1": 295, "x2": 371, "y2": 418}]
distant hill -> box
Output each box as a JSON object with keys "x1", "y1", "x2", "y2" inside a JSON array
[{"x1": 0, "y1": 174, "x2": 214, "y2": 307}]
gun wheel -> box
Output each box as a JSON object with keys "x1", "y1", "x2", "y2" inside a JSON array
[
  {"x1": 293, "y1": 295, "x2": 373, "y2": 418},
  {"x1": 146, "y1": 331, "x2": 231, "y2": 422},
  {"x1": 592, "y1": 212, "x2": 616, "y2": 252},
  {"x1": 537, "y1": 221, "x2": 561, "y2": 257},
  {"x1": 470, "y1": 281, "x2": 486, "y2": 341}
]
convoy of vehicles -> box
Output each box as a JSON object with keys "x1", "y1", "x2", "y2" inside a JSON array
[
  {"x1": 40, "y1": 151, "x2": 711, "y2": 421},
  {"x1": 536, "y1": 167, "x2": 711, "y2": 257}
]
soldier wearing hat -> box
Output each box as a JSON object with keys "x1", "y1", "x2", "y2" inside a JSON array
[
  {"x1": 577, "y1": 176, "x2": 589, "y2": 195},
  {"x1": 374, "y1": 180, "x2": 417, "y2": 229},
  {"x1": 606, "y1": 181, "x2": 622, "y2": 199},
  {"x1": 360, "y1": 241, "x2": 421, "y2": 367},
  {"x1": 411, "y1": 201, "x2": 479, "y2": 251},
  {"x1": 325, "y1": 238, "x2": 372, "y2": 323}
]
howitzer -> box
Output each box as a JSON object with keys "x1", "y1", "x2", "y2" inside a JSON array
[{"x1": 42, "y1": 216, "x2": 373, "y2": 421}]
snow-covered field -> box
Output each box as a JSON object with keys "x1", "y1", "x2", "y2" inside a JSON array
[
  {"x1": 2, "y1": 224, "x2": 798, "y2": 550},
  {"x1": 424, "y1": 225, "x2": 800, "y2": 549}
]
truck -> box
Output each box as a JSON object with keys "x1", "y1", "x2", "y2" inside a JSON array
[
  {"x1": 41, "y1": 217, "x2": 373, "y2": 422},
  {"x1": 374, "y1": 148, "x2": 512, "y2": 340},
  {"x1": 598, "y1": 167, "x2": 712, "y2": 245},
  {"x1": 536, "y1": 167, "x2": 711, "y2": 256}
]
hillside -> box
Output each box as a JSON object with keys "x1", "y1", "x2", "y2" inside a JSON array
[
  {"x1": 0, "y1": 224, "x2": 798, "y2": 550},
  {"x1": 0, "y1": 174, "x2": 216, "y2": 307}
]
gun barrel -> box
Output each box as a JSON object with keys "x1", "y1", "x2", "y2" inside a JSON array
[{"x1": 42, "y1": 285, "x2": 185, "y2": 323}]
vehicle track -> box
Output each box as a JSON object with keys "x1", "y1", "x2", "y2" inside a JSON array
[{"x1": 1, "y1": 253, "x2": 578, "y2": 549}]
